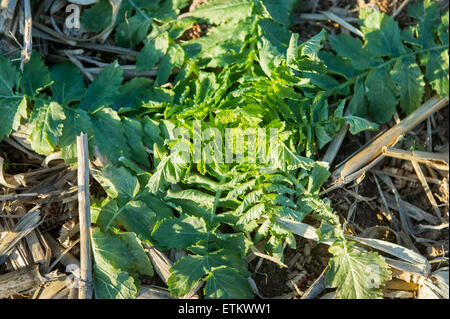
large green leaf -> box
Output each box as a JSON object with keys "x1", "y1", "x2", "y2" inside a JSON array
[
  {"x1": 117, "y1": 200, "x2": 157, "y2": 242},
  {"x1": 360, "y1": 9, "x2": 405, "y2": 57},
  {"x1": 79, "y1": 62, "x2": 123, "y2": 113},
  {"x1": 189, "y1": 0, "x2": 254, "y2": 25},
  {"x1": 257, "y1": 19, "x2": 291, "y2": 76},
  {"x1": 348, "y1": 76, "x2": 368, "y2": 117},
  {"x1": 81, "y1": 0, "x2": 112, "y2": 32},
  {"x1": 115, "y1": 14, "x2": 151, "y2": 49},
  {"x1": 20, "y1": 52, "x2": 52, "y2": 97},
  {"x1": 91, "y1": 228, "x2": 139, "y2": 299},
  {"x1": 118, "y1": 232, "x2": 154, "y2": 276},
  {"x1": 326, "y1": 241, "x2": 391, "y2": 299},
  {"x1": 28, "y1": 100, "x2": 66, "y2": 155},
  {"x1": 146, "y1": 143, "x2": 189, "y2": 192},
  {"x1": 50, "y1": 62, "x2": 85, "y2": 105},
  {"x1": 0, "y1": 96, "x2": 27, "y2": 141},
  {"x1": 259, "y1": 0, "x2": 297, "y2": 27},
  {"x1": 204, "y1": 267, "x2": 253, "y2": 298},
  {"x1": 167, "y1": 254, "x2": 208, "y2": 296},
  {"x1": 136, "y1": 32, "x2": 170, "y2": 71},
  {"x1": 423, "y1": 49, "x2": 449, "y2": 98},
  {"x1": 91, "y1": 108, "x2": 133, "y2": 165},
  {"x1": 165, "y1": 189, "x2": 215, "y2": 220},
  {"x1": 152, "y1": 215, "x2": 208, "y2": 249},
  {"x1": 122, "y1": 117, "x2": 149, "y2": 166},
  {"x1": 155, "y1": 44, "x2": 185, "y2": 86},
  {"x1": 390, "y1": 56, "x2": 425, "y2": 114},
  {"x1": 60, "y1": 107, "x2": 94, "y2": 164},
  {"x1": 328, "y1": 34, "x2": 378, "y2": 71},
  {"x1": 95, "y1": 164, "x2": 140, "y2": 205},
  {"x1": 237, "y1": 203, "x2": 265, "y2": 225},
  {"x1": 0, "y1": 55, "x2": 20, "y2": 96},
  {"x1": 299, "y1": 29, "x2": 327, "y2": 61},
  {"x1": 365, "y1": 66, "x2": 398, "y2": 123},
  {"x1": 167, "y1": 248, "x2": 251, "y2": 298},
  {"x1": 407, "y1": 0, "x2": 441, "y2": 49},
  {"x1": 0, "y1": 56, "x2": 27, "y2": 141}
]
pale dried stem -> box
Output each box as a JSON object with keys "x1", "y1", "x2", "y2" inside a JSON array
[
  {"x1": 382, "y1": 147, "x2": 449, "y2": 171},
  {"x1": 410, "y1": 160, "x2": 442, "y2": 218},
  {"x1": 77, "y1": 134, "x2": 92, "y2": 299},
  {"x1": 332, "y1": 97, "x2": 449, "y2": 187}
]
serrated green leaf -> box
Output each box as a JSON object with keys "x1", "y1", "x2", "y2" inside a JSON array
[
  {"x1": 326, "y1": 241, "x2": 391, "y2": 299},
  {"x1": 238, "y1": 203, "x2": 265, "y2": 225},
  {"x1": 264, "y1": 235, "x2": 284, "y2": 260},
  {"x1": 167, "y1": 254, "x2": 208, "y2": 296},
  {"x1": 152, "y1": 215, "x2": 208, "y2": 249},
  {"x1": 50, "y1": 62, "x2": 85, "y2": 105},
  {"x1": 438, "y1": 11, "x2": 449, "y2": 46},
  {"x1": 93, "y1": 263, "x2": 138, "y2": 299},
  {"x1": 122, "y1": 117, "x2": 149, "y2": 166},
  {"x1": 360, "y1": 9, "x2": 405, "y2": 57},
  {"x1": 60, "y1": 107, "x2": 94, "y2": 145},
  {"x1": 155, "y1": 43, "x2": 185, "y2": 86},
  {"x1": 319, "y1": 51, "x2": 356, "y2": 80},
  {"x1": 166, "y1": 188, "x2": 215, "y2": 212},
  {"x1": 423, "y1": 49, "x2": 449, "y2": 98},
  {"x1": 140, "y1": 191, "x2": 174, "y2": 220},
  {"x1": 348, "y1": 76, "x2": 368, "y2": 117},
  {"x1": 189, "y1": 0, "x2": 254, "y2": 25},
  {"x1": 365, "y1": 66, "x2": 398, "y2": 123},
  {"x1": 407, "y1": 0, "x2": 440, "y2": 49},
  {"x1": 286, "y1": 33, "x2": 299, "y2": 66},
  {"x1": 20, "y1": 52, "x2": 52, "y2": 97},
  {"x1": 28, "y1": 100, "x2": 65, "y2": 155},
  {"x1": 259, "y1": 0, "x2": 297, "y2": 27},
  {"x1": 118, "y1": 232, "x2": 154, "y2": 276},
  {"x1": 234, "y1": 189, "x2": 264, "y2": 215},
  {"x1": 96, "y1": 164, "x2": 140, "y2": 205},
  {"x1": 343, "y1": 116, "x2": 379, "y2": 135},
  {"x1": 168, "y1": 248, "x2": 250, "y2": 297},
  {"x1": 81, "y1": 0, "x2": 112, "y2": 32},
  {"x1": 224, "y1": 179, "x2": 257, "y2": 201},
  {"x1": 59, "y1": 107, "x2": 94, "y2": 165},
  {"x1": 0, "y1": 96, "x2": 27, "y2": 141},
  {"x1": 91, "y1": 228, "x2": 138, "y2": 299},
  {"x1": 117, "y1": 200, "x2": 157, "y2": 242},
  {"x1": 79, "y1": 62, "x2": 123, "y2": 113},
  {"x1": 272, "y1": 206, "x2": 306, "y2": 222},
  {"x1": 299, "y1": 29, "x2": 327, "y2": 61},
  {"x1": 142, "y1": 117, "x2": 164, "y2": 147},
  {"x1": 204, "y1": 266, "x2": 252, "y2": 298},
  {"x1": 96, "y1": 199, "x2": 120, "y2": 232},
  {"x1": 257, "y1": 19, "x2": 291, "y2": 76},
  {"x1": 114, "y1": 77, "x2": 151, "y2": 111},
  {"x1": 328, "y1": 34, "x2": 378, "y2": 71},
  {"x1": 390, "y1": 56, "x2": 425, "y2": 114},
  {"x1": 136, "y1": 32, "x2": 169, "y2": 71},
  {"x1": 213, "y1": 232, "x2": 251, "y2": 257},
  {"x1": 0, "y1": 54, "x2": 20, "y2": 96},
  {"x1": 146, "y1": 143, "x2": 189, "y2": 192},
  {"x1": 91, "y1": 108, "x2": 133, "y2": 165},
  {"x1": 115, "y1": 14, "x2": 151, "y2": 49},
  {"x1": 307, "y1": 162, "x2": 330, "y2": 194}
]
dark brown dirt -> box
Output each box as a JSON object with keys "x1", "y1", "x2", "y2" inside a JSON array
[{"x1": 250, "y1": 235, "x2": 331, "y2": 298}]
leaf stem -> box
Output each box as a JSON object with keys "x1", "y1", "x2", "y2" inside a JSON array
[{"x1": 328, "y1": 44, "x2": 449, "y2": 95}]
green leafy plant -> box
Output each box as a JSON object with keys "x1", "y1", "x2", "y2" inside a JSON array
[
  {"x1": 319, "y1": 0, "x2": 449, "y2": 122},
  {"x1": 1, "y1": 0, "x2": 448, "y2": 299}
]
